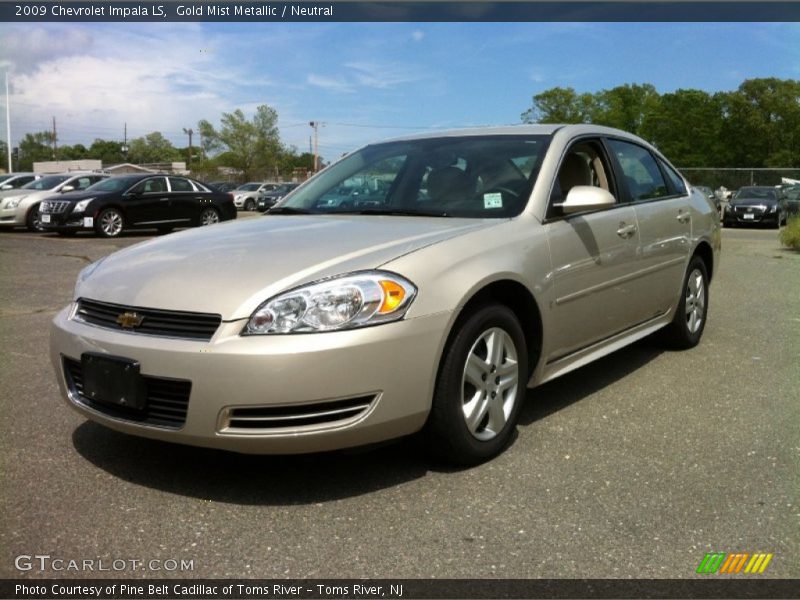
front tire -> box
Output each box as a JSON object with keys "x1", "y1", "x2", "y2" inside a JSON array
[
  {"x1": 95, "y1": 208, "x2": 124, "y2": 238},
  {"x1": 244, "y1": 198, "x2": 256, "y2": 211},
  {"x1": 661, "y1": 256, "x2": 709, "y2": 349},
  {"x1": 425, "y1": 304, "x2": 528, "y2": 466},
  {"x1": 26, "y1": 203, "x2": 42, "y2": 232}
]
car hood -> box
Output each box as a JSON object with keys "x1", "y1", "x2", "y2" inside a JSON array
[
  {"x1": 76, "y1": 214, "x2": 494, "y2": 320},
  {"x1": 730, "y1": 198, "x2": 777, "y2": 207},
  {"x1": 44, "y1": 189, "x2": 114, "y2": 204}
]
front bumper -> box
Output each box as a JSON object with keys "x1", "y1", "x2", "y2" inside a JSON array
[
  {"x1": 0, "y1": 204, "x2": 26, "y2": 227},
  {"x1": 50, "y1": 305, "x2": 450, "y2": 453},
  {"x1": 724, "y1": 209, "x2": 779, "y2": 225},
  {"x1": 39, "y1": 210, "x2": 92, "y2": 231}
]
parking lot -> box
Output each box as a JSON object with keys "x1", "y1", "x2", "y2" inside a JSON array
[{"x1": 0, "y1": 222, "x2": 797, "y2": 579}]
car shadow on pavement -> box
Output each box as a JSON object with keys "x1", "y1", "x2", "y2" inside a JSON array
[
  {"x1": 72, "y1": 422, "x2": 429, "y2": 505},
  {"x1": 518, "y1": 337, "x2": 664, "y2": 426},
  {"x1": 72, "y1": 338, "x2": 665, "y2": 503}
]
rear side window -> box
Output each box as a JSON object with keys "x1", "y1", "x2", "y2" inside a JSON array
[
  {"x1": 660, "y1": 161, "x2": 687, "y2": 196},
  {"x1": 608, "y1": 139, "x2": 669, "y2": 202},
  {"x1": 169, "y1": 177, "x2": 194, "y2": 192}
]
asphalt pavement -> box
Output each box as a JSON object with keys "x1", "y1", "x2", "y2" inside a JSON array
[{"x1": 0, "y1": 220, "x2": 797, "y2": 580}]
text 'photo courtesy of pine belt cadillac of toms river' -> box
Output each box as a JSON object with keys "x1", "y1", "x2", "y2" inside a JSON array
[{"x1": 50, "y1": 124, "x2": 721, "y2": 465}]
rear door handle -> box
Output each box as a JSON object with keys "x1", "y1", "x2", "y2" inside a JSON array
[{"x1": 616, "y1": 223, "x2": 637, "y2": 238}]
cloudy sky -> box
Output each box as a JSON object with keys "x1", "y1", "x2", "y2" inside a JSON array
[{"x1": 0, "y1": 21, "x2": 798, "y2": 161}]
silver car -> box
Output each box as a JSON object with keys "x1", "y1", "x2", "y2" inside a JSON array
[
  {"x1": 50, "y1": 125, "x2": 720, "y2": 464},
  {"x1": 232, "y1": 182, "x2": 277, "y2": 211},
  {"x1": 0, "y1": 172, "x2": 108, "y2": 231}
]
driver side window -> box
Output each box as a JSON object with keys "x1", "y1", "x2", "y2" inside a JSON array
[{"x1": 549, "y1": 139, "x2": 616, "y2": 217}]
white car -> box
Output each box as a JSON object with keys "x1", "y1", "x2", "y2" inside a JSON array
[
  {"x1": 0, "y1": 172, "x2": 108, "y2": 231},
  {"x1": 232, "y1": 182, "x2": 277, "y2": 211}
]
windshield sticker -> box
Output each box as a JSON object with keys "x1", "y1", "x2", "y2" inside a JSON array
[{"x1": 484, "y1": 193, "x2": 503, "y2": 209}]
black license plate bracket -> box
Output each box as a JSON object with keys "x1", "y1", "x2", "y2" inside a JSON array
[{"x1": 81, "y1": 353, "x2": 147, "y2": 411}]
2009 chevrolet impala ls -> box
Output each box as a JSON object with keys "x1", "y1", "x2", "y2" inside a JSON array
[{"x1": 50, "y1": 125, "x2": 720, "y2": 464}]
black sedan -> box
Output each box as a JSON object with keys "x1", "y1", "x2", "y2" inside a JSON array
[
  {"x1": 38, "y1": 174, "x2": 236, "y2": 237},
  {"x1": 723, "y1": 186, "x2": 787, "y2": 229},
  {"x1": 256, "y1": 182, "x2": 301, "y2": 212}
]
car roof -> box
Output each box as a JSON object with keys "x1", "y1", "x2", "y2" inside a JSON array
[{"x1": 384, "y1": 123, "x2": 645, "y2": 143}]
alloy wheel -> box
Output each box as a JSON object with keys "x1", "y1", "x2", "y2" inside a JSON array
[
  {"x1": 461, "y1": 327, "x2": 519, "y2": 441},
  {"x1": 685, "y1": 268, "x2": 706, "y2": 334}
]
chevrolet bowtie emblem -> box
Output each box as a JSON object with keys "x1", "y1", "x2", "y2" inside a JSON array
[{"x1": 116, "y1": 312, "x2": 144, "y2": 328}]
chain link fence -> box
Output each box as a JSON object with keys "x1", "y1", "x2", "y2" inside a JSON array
[{"x1": 678, "y1": 168, "x2": 800, "y2": 191}]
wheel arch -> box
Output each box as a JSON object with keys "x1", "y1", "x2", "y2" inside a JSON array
[
  {"x1": 443, "y1": 279, "x2": 544, "y2": 379},
  {"x1": 692, "y1": 240, "x2": 714, "y2": 282}
]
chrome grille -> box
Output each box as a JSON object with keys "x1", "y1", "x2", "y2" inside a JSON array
[
  {"x1": 221, "y1": 395, "x2": 377, "y2": 432},
  {"x1": 734, "y1": 205, "x2": 765, "y2": 215},
  {"x1": 63, "y1": 357, "x2": 191, "y2": 428},
  {"x1": 75, "y1": 298, "x2": 221, "y2": 341},
  {"x1": 41, "y1": 200, "x2": 71, "y2": 214}
]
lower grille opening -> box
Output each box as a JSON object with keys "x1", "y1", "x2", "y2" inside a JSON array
[
  {"x1": 225, "y1": 395, "x2": 377, "y2": 431},
  {"x1": 63, "y1": 357, "x2": 191, "y2": 429}
]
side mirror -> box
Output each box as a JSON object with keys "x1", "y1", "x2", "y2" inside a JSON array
[
  {"x1": 1, "y1": 184, "x2": 12, "y2": 190},
  {"x1": 60, "y1": 185, "x2": 75, "y2": 193},
  {"x1": 560, "y1": 186, "x2": 617, "y2": 214}
]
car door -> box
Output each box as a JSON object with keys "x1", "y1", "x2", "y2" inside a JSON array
[
  {"x1": 543, "y1": 138, "x2": 642, "y2": 361},
  {"x1": 124, "y1": 177, "x2": 170, "y2": 225},
  {"x1": 605, "y1": 138, "x2": 692, "y2": 324},
  {"x1": 167, "y1": 177, "x2": 201, "y2": 224}
]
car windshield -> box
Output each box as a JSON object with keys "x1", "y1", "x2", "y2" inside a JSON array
[
  {"x1": 280, "y1": 135, "x2": 550, "y2": 218},
  {"x1": 237, "y1": 183, "x2": 261, "y2": 191},
  {"x1": 22, "y1": 175, "x2": 71, "y2": 190},
  {"x1": 86, "y1": 177, "x2": 132, "y2": 192},
  {"x1": 735, "y1": 187, "x2": 777, "y2": 200}
]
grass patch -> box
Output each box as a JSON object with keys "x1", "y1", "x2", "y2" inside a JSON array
[{"x1": 779, "y1": 215, "x2": 800, "y2": 251}]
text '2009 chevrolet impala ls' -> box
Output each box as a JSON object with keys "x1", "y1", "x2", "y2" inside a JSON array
[{"x1": 50, "y1": 125, "x2": 720, "y2": 465}]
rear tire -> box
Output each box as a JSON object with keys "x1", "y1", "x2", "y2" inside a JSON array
[
  {"x1": 199, "y1": 207, "x2": 220, "y2": 226},
  {"x1": 661, "y1": 256, "x2": 709, "y2": 349},
  {"x1": 424, "y1": 303, "x2": 528, "y2": 466}
]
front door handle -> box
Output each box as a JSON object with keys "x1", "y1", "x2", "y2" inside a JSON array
[
  {"x1": 617, "y1": 223, "x2": 637, "y2": 238},
  {"x1": 159, "y1": 197, "x2": 170, "y2": 202},
  {"x1": 677, "y1": 211, "x2": 691, "y2": 223}
]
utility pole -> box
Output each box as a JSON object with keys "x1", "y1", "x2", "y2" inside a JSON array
[
  {"x1": 183, "y1": 127, "x2": 194, "y2": 165},
  {"x1": 5, "y1": 71, "x2": 11, "y2": 173},
  {"x1": 121, "y1": 122, "x2": 128, "y2": 160},
  {"x1": 309, "y1": 121, "x2": 324, "y2": 173},
  {"x1": 52, "y1": 116, "x2": 57, "y2": 160}
]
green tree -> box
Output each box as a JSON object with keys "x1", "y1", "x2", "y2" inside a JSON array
[
  {"x1": 88, "y1": 139, "x2": 126, "y2": 164},
  {"x1": 18, "y1": 131, "x2": 55, "y2": 170},
  {"x1": 640, "y1": 89, "x2": 726, "y2": 167},
  {"x1": 198, "y1": 105, "x2": 281, "y2": 180},
  {"x1": 720, "y1": 78, "x2": 800, "y2": 167},
  {"x1": 0, "y1": 140, "x2": 7, "y2": 171},
  {"x1": 521, "y1": 87, "x2": 596, "y2": 124},
  {"x1": 127, "y1": 131, "x2": 181, "y2": 164},
  {"x1": 593, "y1": 83, "x2": 660, "y2": 135}
]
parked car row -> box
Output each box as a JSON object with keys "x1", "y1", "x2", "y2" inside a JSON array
[
  {"x1": 691, "y1": 183, "x2": 795, "y2": 228},
  {"x1": 722, "y1": 186, "x2": 788, "y2": 229},
  {"x1": 222, "y1": 181, "x2": 302, "y2": 211},
  {"x1": 0, "y1": 171, "x2": 237, "y2": 237}
]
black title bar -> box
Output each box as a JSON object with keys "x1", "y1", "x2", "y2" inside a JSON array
[
  {"x1": 2, "y1": 1, "x2": 800, "y2": 22},
  {"x1": 3, "y1": 579, "x2": 800, "y2": 600}
]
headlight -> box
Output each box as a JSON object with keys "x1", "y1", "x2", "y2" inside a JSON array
[
  {"x1": 73, "y1": 198, "x2": 94, "y2": 213},
  {"x1": 244, "y1": 271, "x2": 417, "y2": 335},
  {"x1": 769, "y1": 204, "x2": 777, "y2": 213},
  {"x1": 6, "y1": 196, "x2": 25, "y2": 208}
]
